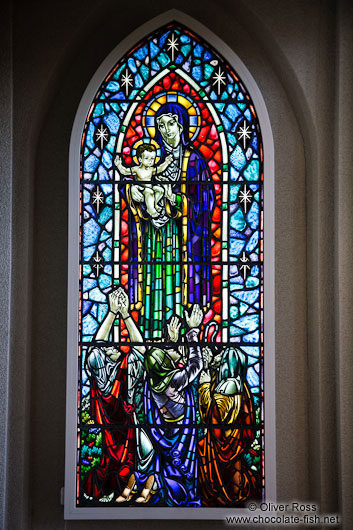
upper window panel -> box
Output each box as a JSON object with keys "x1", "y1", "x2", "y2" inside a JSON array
[{"x1": 76, "y1": 21, "x2": 264, "y2": 511}]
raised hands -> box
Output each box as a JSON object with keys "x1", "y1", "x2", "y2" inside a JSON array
[
  {"x1": 202, "y1": 346, "x2": 213, "y2": 371},
  {"x1": 108, "y1": 290, "x2": 120, "y2": 314},
  {"x1": 114, "y1": 155, "x2": 131, "y2": 177},
  {"x1": 184, "y1": 304, "x2": 203, "y2": 329},
  {"x1": 156, "y1": 154, "x2": 174, "y2": 175},
  {"x1": 116, "y1": 287, "x2": 130, "y2": 319},
  {"x1": 165, "y1": 154, "x2": 173, "y2": 166},
  {"x1": 114, "y1": 155, "x2": 123, "y2": 169},
  {"x1": 109, "y1": 287, "x2": 130, "y2": 319},
  {"x1": 96, "y1": 287, "x2": 131, "y2": 342},
  {"x1": 167, "y1": 316, "x2": 181, "y2": 342}
]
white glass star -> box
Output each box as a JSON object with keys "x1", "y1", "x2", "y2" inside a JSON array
[
  {"x1": 237, "y1": 120, "x2": 252, "y2": 149},
  {"x1": 92, "y1": 187, "x2": 104, "y2": 213},
  {"x1": 239, "y1": 184, "x2": 252, "y2": 213},
  {"x1": 121, "y1": 69, "x2": 133, "y2": 96},
  {"x1": 212, "y1": 67, "x2": 226, "y2": 94},
  {"x1": 166, "y1": 33, "x2": 179, "y2": 62},
  {"x1": 95, "y1": 124, "x2": 109, "y2": 150}
]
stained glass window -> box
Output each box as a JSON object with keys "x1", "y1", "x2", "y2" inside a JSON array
[{"x1": 68, "y1": 19, "x2": 265, "y2": 514}]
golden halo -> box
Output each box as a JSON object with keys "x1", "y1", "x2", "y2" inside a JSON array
[
  {"x1": 131, "y1": 138, "x2": 161, "y2": 165},
  {"x1": 142, "y1": 91, "x2": 201, "y2": 141}
]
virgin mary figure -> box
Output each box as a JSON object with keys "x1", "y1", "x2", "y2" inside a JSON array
[{"x1": 126, "y1": 102, "x2": 215, "y2": 340}]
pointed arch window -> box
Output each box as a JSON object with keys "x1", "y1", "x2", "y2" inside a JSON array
[{"x1": 65, "y1": 13, "x2": 275, "y2": 519}]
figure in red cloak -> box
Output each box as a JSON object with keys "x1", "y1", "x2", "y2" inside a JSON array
[{"x1": 83, "y1": 289, "x2": 145, "y2": 501}]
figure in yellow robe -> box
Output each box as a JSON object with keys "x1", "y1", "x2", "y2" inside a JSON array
[{"x1": 198, "y1": 346, "x2": 260, "y2": 506}]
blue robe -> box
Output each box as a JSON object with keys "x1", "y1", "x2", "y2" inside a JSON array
[{"x1": 135, "y1": 338, "x2": 203, "y2": 506}]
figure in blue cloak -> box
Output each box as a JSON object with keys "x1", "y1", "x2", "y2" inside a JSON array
[
  {"x1": 116, "y1": 305, "x2": 204, "y2": 507},
  {"x1": 122, "y1": 102, "x2": 215, "y2": 340}
]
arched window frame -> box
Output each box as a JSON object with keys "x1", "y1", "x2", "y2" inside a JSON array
[{"x1": 65, "y1": 9, "x2": 276, "y2": 519}]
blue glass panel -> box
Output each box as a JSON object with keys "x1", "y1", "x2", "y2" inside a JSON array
[
  {"x1": 204, "y1": 64, "x2": 214, "y2": 80},
  {"x1": 192, "y1": 66, "x2": 202, "y2": 81},
  {"x1": 98, "y1": 274, "x2": 111, "y2": 290},
  {"x1": 150, "y1": 41, "x2": 159, "y2": 58},
  {"x1": 93, "y1": 103, "x2": 104, "y2": 117},
  {"x1": 98, "y1": 206, "x2": 112, "y2": 225},
  {"x1": 102, "y1": 150, "x2": 113, "y2": 169},
  {"x1": 246, "y1": 230, "x2": 259, "y2": 252},
  {"x1": 134, "y1": 45, "x2": 148, "y2": 61},
  {"x1": 225, "y1": 103, "x2": 241, "y2": 121},
  {"x1": 181, "y1": 44, "x2": 191, "y2": 57},
  {"x1": 230, "y1": 325, "x2": 245, "y2": 336},
  {"x1": 230, "y1": 145, "x2": 246, "y2": 171},
  {"x1": 103, "y1": 112, "x2": 120, "y2": 133},
  {"x1": 88, "y1": 287, "x2": 106, "y2": 303},
  {"x1": 243, "y1": 160, "x2": 259, "y2": 181},
  {"x1": 243, "y1": 330, "x2": 260, "y2": 343},
  {"x1": 102, "y1": 248, "x2": 112, "y2": 261},
  {"x1": 106, "y1": 81, "x2": 120, "y2": 92},
  {"x1": 235, "y1": 314, "x2": 259, "y2": 333},
  {"x1": 86, "y1": 123, "x2": 96, "y2": 149},
  {"x1": 82, "y1": 314, "x2": 98, "y2": 335},
  {"x1": 230, "y1": 306, "x2": 238, "y2": 319},
  {"x1": 83, "y1": 278, "x2": 97, "y2": 292},
  {"x1": 232, "y1": 289, "x2": 259, "y2": 305},
  {"x1": 229, "y1": 238, "x2": 246, "y2": 256},
  {"x1": 83, "y1": 189, "x2": 90, "y2": 204},
  {"x1": 83, "y1": 264, "x2": 91, "y2": 275},
  {"x1": 230, "y1": 208, "x2": 246, "y2": 231},
  {"x1": 247, "y1": 366, "x2": 260, "y2": 388},
  {"x1": 84, "y1": 154, "x2": 99, "y2": 173},
  {"x1": 83, "y1": 219, "x2": 100, "y2": 246},
  {"x1": 247, "y1": 200, "x2": 259, "y2": 229},
  {"x1": 180, "y1": 34, "x2": 190, "y2": 43},
  {"x1": 246, "y1": 276, "x2": 260, "y2": 288},
  {"x1": 98, "y1": 303, "x2": 109, "y2": 323},
  {"x1": 220, "y1": 114, "x2": 232, "y2": 131}
]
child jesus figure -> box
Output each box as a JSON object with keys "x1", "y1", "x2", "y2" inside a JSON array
[{"x1": 115, "y1": 144, "x2": 173, "y2": 218}]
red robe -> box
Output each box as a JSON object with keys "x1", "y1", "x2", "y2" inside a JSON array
[{"x1": 83, "y1": 356, "x2": 136, "y2": 498}]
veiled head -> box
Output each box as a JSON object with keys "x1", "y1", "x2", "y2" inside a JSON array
[{"x1": 155, "y1": 103, "x2": 189, "y2": 151}]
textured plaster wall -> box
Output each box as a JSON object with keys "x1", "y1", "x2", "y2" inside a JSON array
[
  {"x1": 335, "y1": 1, "x2": 353, "y2": 528},
  {"x1": 1, "y1": 0, "x2": 352, "y2": 528},
  {"x1": 0, "y1": 2, "x2": 12, "y2": 526}
]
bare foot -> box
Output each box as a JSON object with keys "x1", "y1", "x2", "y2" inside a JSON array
[
  {"x1": 83, "y1": 492, "x2": 93, "y2": 501},
  {"x1": 99, "y1": 492, "x2": 114, "y2": 503},
  {"x1": 135, "y1": 474, "x2": 156, "y2": 504},
  {"x1": 116, "y1": 473, "x2": 137, "y2": 503}
]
